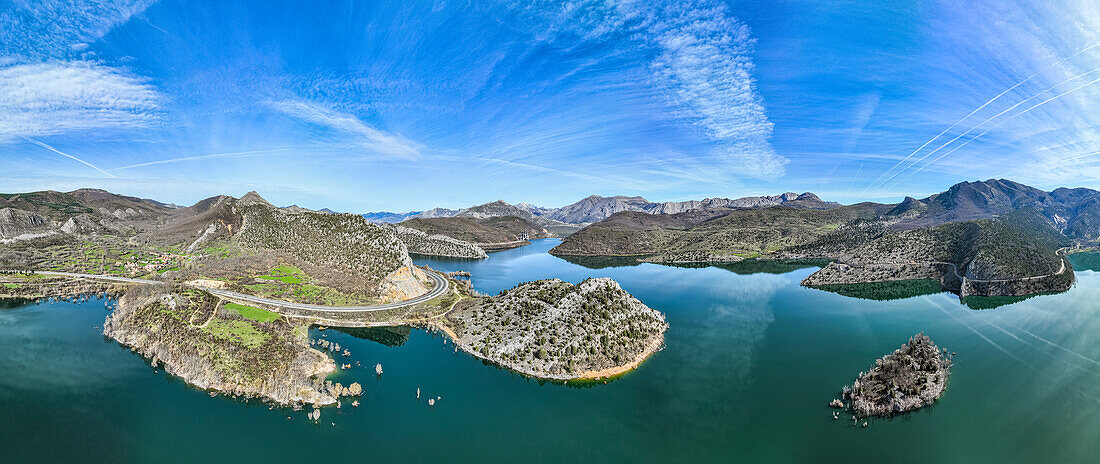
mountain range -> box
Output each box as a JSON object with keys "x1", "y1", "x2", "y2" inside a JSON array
[
  {"x1": 547, "y1": 179, "x2": 1100, "y2": 298},
  {"x1": 361, "y1": 192, "x2": 834, "y2": 227}
]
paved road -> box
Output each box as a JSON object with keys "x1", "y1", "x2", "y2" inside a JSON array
[
  {"x1": 25, "y1": 271, "x2": 163, "y2": 286},
  {"x1": 20, "y1": 268, "x2": 449, "y2": 313},
  {"x1": 202, "y1": 270, "x2": 449, "y2": 313}
]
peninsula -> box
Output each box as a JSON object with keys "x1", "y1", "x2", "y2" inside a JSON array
[
  {"x1": 437, "y1": 278, "x2": 667, "y2": 380},
  {"x1": 0, "y1": 188, "x2": 665, "y2": 404},
  {"x1": 550, "y1": 180, "x2": 1092, "y2": 299}
]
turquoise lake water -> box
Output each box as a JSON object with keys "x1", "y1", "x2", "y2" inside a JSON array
[{"x1": 5, "y1": 238, "x2": 1100, "y2": 462}]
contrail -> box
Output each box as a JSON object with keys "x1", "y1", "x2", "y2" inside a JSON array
[
  {"x1": 980, "y1": 315, "x2": 1096, "y2": 374},
  {"x1": 867, "y1": 41, "x2": 1100, "y2": 192},
  {"x1": 873, "y1": 65, "x2": 1100, "y2": 188},
  {"x1": 846, "y1": 162, "x2": 863, "y2": 196},
  {"x1": 910, "y1": 74, "x2": 1100, "y2": 176},
  {"x1": 930, "y1": 300, "x2": 1100, "y2": 404},
  {"x1": 27, "y1": 139, "x2": 116, "y2": 178},
  {"x1": 929, "y1": 300, "x2": 1016, "y2": 360},
  {"x1": 994, "y1": 314, "x2": 1100, "y2": 368},
  {"x1": 113, "y1": 148, "x2": 293, "y2": 170},
  {"x1": 1061, "y1": 149, "x2": 1100, "y2": 162}
]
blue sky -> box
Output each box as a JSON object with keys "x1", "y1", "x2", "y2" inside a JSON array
[{"x1": 3, "y1": 0, "x2": 1100, "y2": 212}]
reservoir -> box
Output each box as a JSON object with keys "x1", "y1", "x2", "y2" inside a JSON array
[{"x1": 4, "y1": 239, "x2": 1100, "y2": 462}]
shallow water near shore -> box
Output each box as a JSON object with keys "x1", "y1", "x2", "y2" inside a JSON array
[{"x1": 5, "y1": 239, "x2": 1100, "y2": 462}]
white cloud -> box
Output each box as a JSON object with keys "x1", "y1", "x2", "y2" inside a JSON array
[
  {"x1": 0, "y1": 0, "x2": 157, "y2": 59},
  {"x1": 0, "y1": 60, "x2": 160, "y2": 141},
  {"x1": 866, "y1": 0, "x2": 1100, "y2": 190},
  {"x1": 267, "y1": 99, "x2": 423, "y2": 159},
  {"x1": 507, "y1": 0, "x2": 786, "y2": 178}
]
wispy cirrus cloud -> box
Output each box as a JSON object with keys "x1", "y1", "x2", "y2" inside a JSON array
[
  {"x1": 637, "y1": 0, "x2": 786, "y2": 177},
  {"x1": 0, "y1": 60, "x2": 160, "y2": 141},
  {"x1": 0, "y1": 1, "x2": 163, "y2": 143},
  {"x1": 508, "y1": 0, "x2": 787, "y2": 178},
  {"x1": 0, "y1": 0, "x2": 157, "y2": 59},
  {"x1": 267, "y1": 99, "x2": 423, "y2": 159}
]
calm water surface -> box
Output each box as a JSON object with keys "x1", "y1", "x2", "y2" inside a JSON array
[{"x1": 4, "y1": 238, "x2": 1100, "y2": 462}]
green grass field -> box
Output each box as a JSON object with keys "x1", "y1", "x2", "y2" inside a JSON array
[
  {"x1": 256, "y1": 265, "x2": 305, "y2": 283},
  {"x1": 224, "y1": 302, "x2": 280, "y2": 323},
  {"x1": 201, "y1": 318, "x2": 270, "y2": 349},
  {"x1": 243, "y1": 264, "x2": 377, "y2": 306}
]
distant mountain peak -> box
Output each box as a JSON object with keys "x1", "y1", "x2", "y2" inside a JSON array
[
  {"x1": 363, "y1": 191, "x2": 836, "y2": 227},
  {"x1": 238, "y1": 191, "x2": 272, "y2": 207}
]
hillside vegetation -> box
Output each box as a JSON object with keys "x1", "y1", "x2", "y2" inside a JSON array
[
  {"x1": 399, "y1": 215, "x2": 550, "y2": 249},
  {"x1": 551, "y1": 203, "x2": 890, "y2": 261},
  {"x1": 0, "y1": 190, "x2": 431, "y2": 304},
  {"x1": 551, "y1": 180, "x2": 1090, "y2": 298},
  {"x1": 441, "y1": 278, "x2": 667, "y2": 380},
  {"x1": 392, "y1": 225, "x2": 487, "y2": 258}
]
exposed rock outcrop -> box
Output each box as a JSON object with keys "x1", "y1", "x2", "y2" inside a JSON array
[
  {"x1": 441, "y1": 277, "x2": 667, "y2": 380},
  {"x1": 0, "y1": 208, "x2": 52, "y2": 239},
  {"x1": 104, "y1": 289, "x2": 336, "y2": 406},
  {"x1": 841, "y1": 333, "x2": 951, "y2": 417},
  {"x1": 392, "y1": 225, "x2": 487, "y2": 258}
]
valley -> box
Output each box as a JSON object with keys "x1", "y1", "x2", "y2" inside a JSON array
[
  {"x1": 4, "y1": 178, "x2": 1100, "y2": 409},
  {"x1": 0, "y1": 188, "x2": 670, "y2": 404}
]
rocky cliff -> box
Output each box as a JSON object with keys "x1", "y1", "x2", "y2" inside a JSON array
[
  {"x1": 0, "y1": 208, "x2": 53, "y2": 241},
  {"x1": 104, "y1": 288, "x2": 336, "y2": 406},
  {"x1": 392, "y1": 225, "x2": 488, "y2": 258}
]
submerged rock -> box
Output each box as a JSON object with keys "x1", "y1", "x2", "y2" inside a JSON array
[{"x1": 842, "y1": 333, "x2": 952, "y2": 417}]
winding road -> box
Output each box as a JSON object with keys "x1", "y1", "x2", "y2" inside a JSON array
[{"x1": 19, "y1": 268, "x2": 449, "y2": 313}]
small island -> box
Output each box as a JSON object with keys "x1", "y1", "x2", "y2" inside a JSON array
[
  {"x1": 438, "y1": 278, "x2": 667, "y2": 380},
  {"x1": 837, "y1": 333, "x2": 952, "y2": 418}
]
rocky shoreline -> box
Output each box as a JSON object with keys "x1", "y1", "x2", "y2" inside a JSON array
[
  {"x1": 104, "y1": 288, "x2": 338, "y2": 406},
  {"x1": 0, "y1": 272, "x2": 126, "y2": 301},
  {"x1": 440, "y1": 278, "x2": 667, "y2": 381},
  {"x1": 393, "y1": 225, "x2": 487, "y2": 259},
  {"x1": 836, "y1": 333, "x2": 952, "y2": 418}
]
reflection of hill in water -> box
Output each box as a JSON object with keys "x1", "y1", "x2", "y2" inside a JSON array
[
  {"x1": 961, "y1": 293, "x2": 1051, "y2": 310},
  {"x1": 810, "y1": 279, "x2": 1056, "y2": 309},
  {"x1": 559, "y1": 255, "x2": 830, "y2": 275},
  {"x1": 809, "y1": 279, "x2": 944, "y2": 301},
  {"x1": 332, "y1": 326, "x2": 411, "y2": 347},
  {"x1": 1068, "y1": 251, "x2": 1100, "y2": 272},
  {"x1": 680, "y1": 258, "x2": 831, "y2": 275},
  {"x1": 0, "y1": 298, "x2": 35, "y2": 310},
  {"x1": 555, "y1": 255, "x2": 642, "y2": 269}
]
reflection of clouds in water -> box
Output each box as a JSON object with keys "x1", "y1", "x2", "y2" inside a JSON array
[
  {"x1": 952, "y1": 274, "x2": 1100, "y2": 423},
  {"x1": 638, "y1": 270, "x2": 790, "y2": 419},
  {"x1": 0, "y1": 305, "x2": 138, "y2": 398},
  {"x1": 705, "y1": 272, "x2": 791, "y2": 307},
  {"x1": 697, "y1": 273, "x2": 787, "y2": 384}
]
